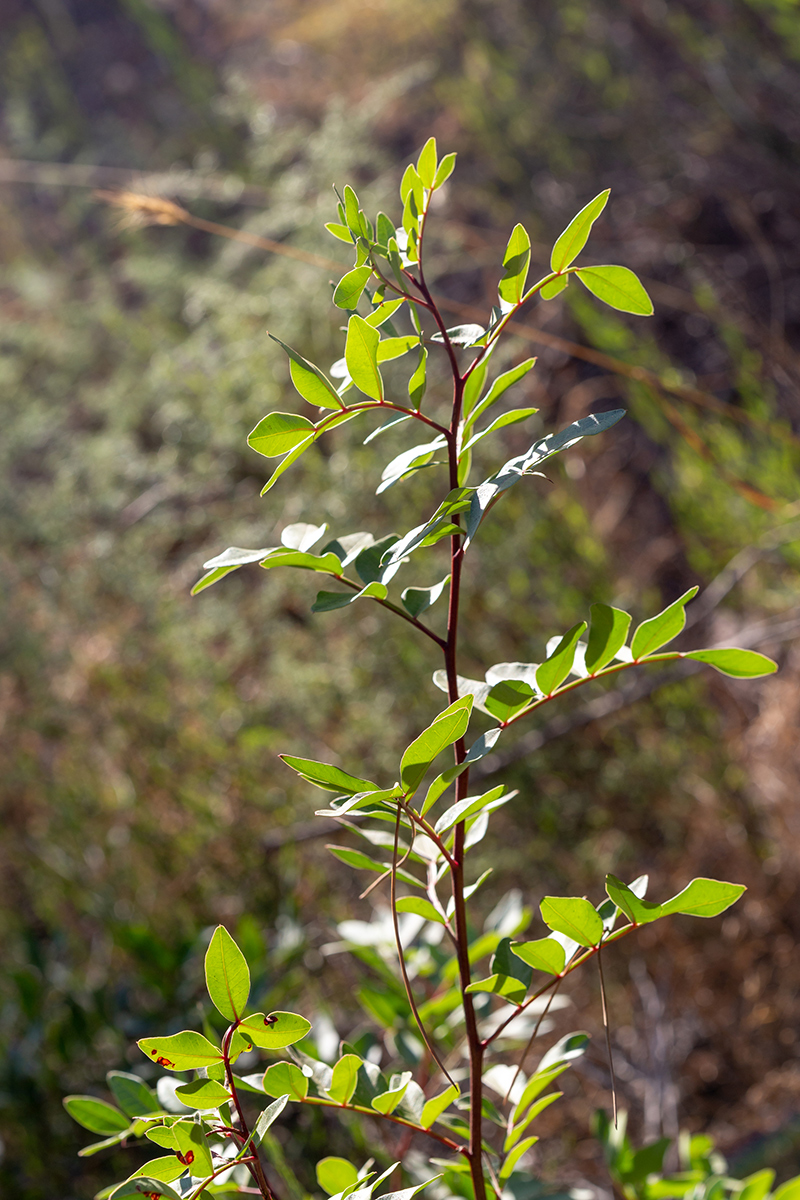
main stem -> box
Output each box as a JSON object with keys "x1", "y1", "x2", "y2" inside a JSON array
[
  {"x1": 223, "y1": 1025, "x2": 275, "y2": 1200},
  {"x1": 441, "y1": 346, "x2": 487, "y2": 1200}
]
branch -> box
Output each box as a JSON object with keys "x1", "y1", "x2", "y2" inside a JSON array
[
  {"x1": 296, "y1": 1094, "x2": 466, "y2": 1153},
  {"x1": 334, "y1": 574, "x2": 447, "y2": 649}
]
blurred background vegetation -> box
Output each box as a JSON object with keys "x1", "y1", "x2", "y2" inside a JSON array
[{"x1": 2, "y1": 1, "x2": 800, "y2": 1197}]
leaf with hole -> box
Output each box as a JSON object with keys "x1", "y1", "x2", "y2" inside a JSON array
[{"x1": 239, "y1": 1011, "x2": 311, "y2": 1049}]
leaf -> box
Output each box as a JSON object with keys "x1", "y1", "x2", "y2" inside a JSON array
[
  {"x1": 401, "y1": 575, "x2": 450, "y2": 618},
  {"x1": 328, "y1": 1054, "x2": 362, "y2": 1104},
  {"x1": 461, "y1": 407, "x2": 538, "y2": 455},
  {"x1": 400, "y1": 696, "x2": 474, "y2": 794},
  {"x1": 510, "y1": 937, "x2": 566, "y2": 976},
  {"x1": 205, "y1": 925, "x2": 250, "y2": 1022},
  {"x1": 576, "y1": 265, "x2": 654, "y2": 315},
  {"x1": 148, "y1": 1117, "x2": 213, "y2": 1176},
  {"x1": 259, "y1": 433, "x2": 315, "y2": 496},
  {"x1": 279, "y1": 754, "x2": 376, "y2": 795},
  {"x1": 585, "y1": 604, "x2": 632, "y2": 673},
  {"x1": 431, "y1": 323, "x2": 485, "y2": 348},
  {"x1": 685, "y1": 648, "x2": 778, "y2": 678},
  {"x1": 408, "y1": 347, "x2": 427, "y2": 407},
  {"x1": 462, "y1": 359, "x2": 537, "y2": 433},
  {"x1": 377, "y1": 335, "x2": 420, "y2": 363},
  {"x1": 261, "y1": 549, "x2": 343, "y2": 576},
  {"x1": 127, "y1": 1156, "x2": 187, "y2": 1184},
  {"x1": 538, "y1": 1031, "x2": 590, "y2": 1072},
  {"x1": 106, "y1": 1072, "x2": 160, "y2": 1118},
  {"x1": 111, "y1": 1180, "x2": 182, "y2": 1200},
  {"x1": 269, "y1": 335, "x2": 342, "y2": 409},
  {"x1": 252, "y1": 1094, "x2": 290, "y2": 1146},
  {"x1": 550, "y1": 190, "x2": 610, "y2": 272},
  {"x1": 173, "y1": 1078, "x2": 231, "y2": 1109},
  {"x1": 661, "y1": 877, "x2": 746, "y2": 919},
  {"x1": 433, "y1": 153, "x2": 457, "y2": 189},
  {"x1": 493, "y1": 936, "x2": 533, "y2": 986},
  {"x1": 536, "y1": 622, "x2": 587, "y2": 696},
  {"x1": 540, "y1": 896, "x2": 603, "y2": 947},
  {"x1": 364, "y1": 297, "x2": 405, "y2": 328},
  {"x1": 262, "y1": 1061, "x2": 309, "y2": 1100},
  {"x1": 63, "y1": 1096, "x2": 130, "y2": 1135},
  {"x1": 317, "y1": 1158, "x2": 360, "y2": 1196},
  {"x1": 631, "y1": 587, "x2": 698, "y2": 659},
  {"x1": 505, "y1": 1092, "x2": 563, "y2": 1149},
  {"x1": 434, "y1": 784, "x2": 509, "y2": 834},
  {"x1": 379, "y1": 1179, "x2": 444, "y2": 1200},
  {"x1": 372, "y1": 1071, "x2": 411, "y2": 1114},
  {"x1": 500, "y1": 1135, "x2": 539, "y2": 1181},
  {"x1": 394, "y1": 896, "x2": 446, "y2": 925},
  {"x1": 334, "y1": 266, "x2": 374, "y2": 309},
  {"x1": 540, "y1": 275, "x2": 568, "y2": 300},
  {"x1": 248, "y1": 412, "x2": 316, "y2": 458},
  {"x1": 605, "y1": 875, "x2": 663, "y2": 926},
  {"x1": 417, "y1": 137, "x2": 438, "y2": 188},
  {"x1": 311, "y1": 582, "x2": 387, "y2": 612},
  {"x1": 325, "y1": 221, "x2": 354, "y2": 244},
  {"x1": 420, "y1": 1084, "x2": 459, "y2": 1129},
  {"x1": 376, "y1": 436, "x2": 447, "y2": 494},
  {"x1": 774, "y1": 1181, "x2": 800, "y2": 1200},
  {"x1": 327, "y1": 844, "x2": 385, "y2": 873},
  {"x1": 137, "y1": 1031, "x2": 223, "y2": 1072},
  {"x1": 498, "y1": 224, "x2": 531, "y2": 306},
  {"x1": 740, "y1": 1171, "x2": 777, "y2": 1200},
  {"x1": 346, "y1": 314, "x2": 384, "y2": 401},
  {"x1": 239, "y1": 1011, "x2": 312, "y2": 1049},
  {"x1": 484, "y1": 679, "x2": 535, "y2": 722},
  {"x1": 466, "y1": 973, "x2": 529, "y2": 1004}
]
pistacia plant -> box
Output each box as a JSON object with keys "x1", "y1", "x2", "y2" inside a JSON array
[{"x1": 65, "y1": 140, "x2": 777, "y2": 1200}]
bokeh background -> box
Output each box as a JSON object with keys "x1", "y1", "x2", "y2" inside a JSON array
[{"x1": 2, "y1": 1, "x2": 800, "y2": 1196}]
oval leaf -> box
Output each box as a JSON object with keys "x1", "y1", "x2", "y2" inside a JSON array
[
  {"x1": 540, "y1": 896, "x2": 603, "y2": 947},
  {"x1": 685, "y1": 648, "x2": 778, "y2": 678},
  {"x1": 585, "y1": 604, "x2": 632, "y2": 673},
  {"x1": 317, "y1": 1158, "x2": 360, "y2": 1196},
  {"x1": 345, "y1": 314, "x2": 384, "y2": 401},
  {"x1": 328, "y1": 1054, "x2": 362, "y2": 1104},
  {"x1": 576, "y1": 265, "x2": 654, "y2": 315},
  {"x1": 536, "y1": 622, "x2": 587, "y2": 696},
  {"x1": 660, "y1": 877, "x2": 746, "y2": 919},
  {"x1": 334, "y1": 266, "x2": 373, "y2": 310},
  {"x1": 137, "y1": 1030, "x2": 223, "y2": 1072},
  {"x1": 269, "y1": 335, "x2": 342, "y2": 409},
  {"x1": 174, "y1": 1078, "x2": 231, "y2": 1109},
  {"x1": 263, "y1": 1061, "x2": 309, "y2": 1101},
  {"x1": 106, "y1": 1072, "x2": 160, "y2": 1118},
  {"x1": 240, "y1": 1011, "x2": 311, "y2": 1050},
  {"x1": 63, "y1": 1096, "x2": 130, "y2": 1135},
  {"x1": 510, "y1": 937, "x2": 566, "y2": 976},
  {"x1": 205, "y1": 925, "x2": 250, "y2": 1022},
  {"x1": 248, "y1": 412, "x2": 315, "y2": 458},
  {"x1": 631, "y1": 587, "x2": 698, "y2": 659}
]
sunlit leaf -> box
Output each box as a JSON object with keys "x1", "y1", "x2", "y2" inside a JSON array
[
  {"x1": 631, "y1": 587, "x2": 698, "y2": 659},
  {"x1": 550, "y1": 190, "x2": 610, "y2": 272},
  {"x1": 576, "y1": 265, "x2": 654, "y2": 315},
  {"x1": 262, "y1": 1061, "x2": 309, "y2": 1101},
  {"x1": 540, "y1": 896, "x2": 603, "y2": 947},
  {"x1": 205, "y1": 925, "x2": 250, "y2": 1022},
  {"x1": 63, "y1": 1096, "x2": 130, "y2": 1135},
  {"x1": 137, "y1": 1031, "x2": 223, "y2": 1072}
]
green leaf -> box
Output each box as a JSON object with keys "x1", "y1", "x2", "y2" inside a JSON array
[
  {"x1": 317, "y1": 1158, "x2": 360, "y2": 1196},
  {"x1": 173, "y1": 1078, "x2": 231, "y2": 1109},
  {"x1": 420, "y1": 1084, "x2": 459, "y2": 1129},
  {"x1": 328, "y1": 1054, "x2": 362, "y2": 1104},
  {"x1": 205, "y1": 925, "x2": 250, "y2": 1022},
  {"x1": 279, "y1": 754, "x2": 376, "y2": 795},
  {"x1": 505, "y1": 1092, "x2": 562, "y2": 1149},
  {"x1": 325, "y1": 221, "x2": 353, "y2": 244},
  {"x1": 239, "y1": 1011, "x2": 312, "y2": 1049},
  {"x1": 376, "y1": 436, "x2": 447, "y2": 494},
  {"x1": 540, "y1": 896, "x2": 603, "y2": 947},
  {"x1": 147, "y1": 1117, "x2": 213, "y2": 1176},
  {"x1": 372, "y1": 1072, "x2": 411, "y2": 1114},
  {"x1": 500, "y1": 1136, "x2": 539, "y2": 1181},
  {"x1": 259, "y1": 433, "x2": 315, "y2": 496},
  {"x1": 311, "y1": 581, "x2": 387, "y2": 612},
  {"x1": 540, "y1": 274, "x2": 568, "y2": 300},
  {"x1": 631, "y1": 587, "x2": 698, "y2": 659},
  {"x1": 137, "y1": 1031, "x2": 223, "y2": 1072},
  {"x1": 342, "y1": 185, "x2": 360, "y2": 230},
  {"x1": 685, "y1": 648, "x2": 778, "y2": 678},
  {"x1": 484, "y1": 679, "x2": 535, "y2": 722},
  {"x1": 605, "y1": 875, "x2": 663, "y2": 925},
  {"x1": 127, "y1": 1156, "x2": 187, "y2": 1184},
  {"x1": 585, "y1": 604, "x2": 632, "y2": 673},
  {"x1": 106, "y1": 1072, "x2": 159, "y2": 1118},
  {"x1": 774, "y1": 1181, "x2": 800, "y2": 1200},
  {"x1": 661, "y1": 877, "x2": 746, "y2": 919},
  {"x1": 268, "y1": 335, "x2": 342, "y2": 409},
  {"x1": 434, "y1": 784, "x2": 510, "y2": 834},
  {"x1": 111, "y1": 1180, "x2": 182, "y2": 1200},
  {"x1": 408, "y1": 347, "x2": 428, "y2": 407},
  {"x1": 377, "y1": 334, "x2": 420, "y2": 363},
  {"x1": 461, "y1": 407, "x2": 538, "y2": 456},
  {"x1": 248, "y1": 412, "x2": 316, "y2": 458},
  {"x1": 365, "y1": 297, "x2": 405, "y2": 328},
  {"x1": 63, "y1": 1096, "x2": 130, "y2": 1135},
  {"x1": 400, "y1": 696, "x2": 473, "y2": 794},
  {"x1": 550, "y1": 190, "x2": 610, "y2": 272},
  {"x1": 536, "y1": 622, "x2": 587, "y2": 696},
  {"x1": 462, "y1": 359, "x2": 537, "y2": 433},
  {"x1": 576, "y1": 265, "x2": 654, "y2": 315},
  {"x1": 433, "y1": 153, "x2": 457, "y2": 189},
  {"x1": 493, "y1": 936, "x2": 533, "y2": 986},
  {"x1": 262, "y1": 1061, "x2": 309, "y2": 1101},
  {"x1": 466, "y1": 973, "x2": 528, "y2": 1004},
  {"x1": 510, "y1": 937, "x2": 566, "y2": 976},
  {"x1": 498, "y1": 224, "x2": 531, "y2": 306},
  {"x1": 250, "y1": 1095, "x2": 290, "y2": 1149},
  {"x1": 345, "y1": 314, "x2": 384, "y2": 401},
  {"x1": 417, "y1": 137, "x2": 438, "y2": 188},
  {"x1": 394, "y1": 896, "x2": 446, "y2": 924},
  {"x1": 740, "y1": 1171, "x2": 777, "y2": 1200},
  {"x1": 327, "y1": 844, "x2": 385, "y2": 873},
  {"x1": 260, "y1": 548, "x2": 343, "y2": 575},
  {"x1": 401, "y1": 164, "x2": 424, "y2": 207},
  {"x1": 334, "y1": 266, "x2": 374, "y2": 310},
  {"x1": 431, "y1": 323, "x2": 485, "y2": 348},
  {"x1": 401, "y1": 575, "x2": 450, "y2": 618}
]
